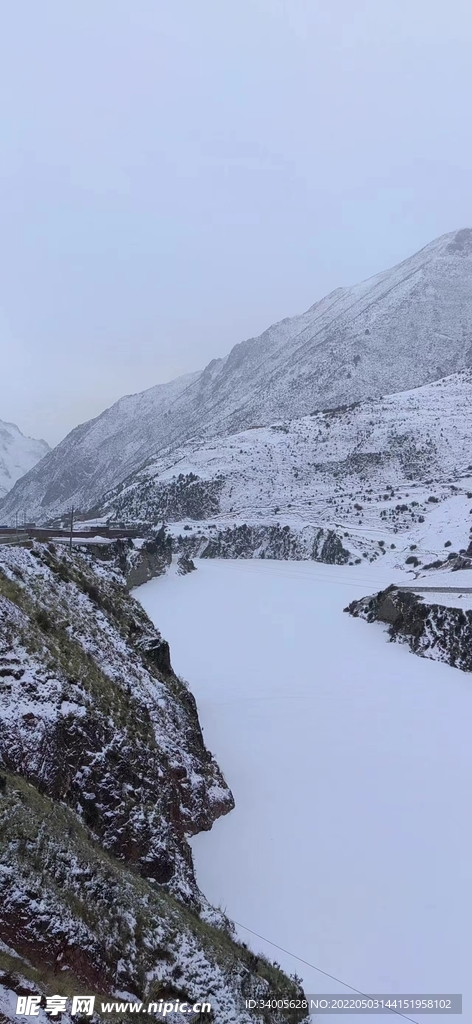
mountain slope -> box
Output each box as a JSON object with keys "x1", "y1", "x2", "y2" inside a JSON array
[
  {"x1": 100, "y1": 369, "x2": 472, "y2": 567},
  {"x1": 101, "y1": 369, "x2": 472, "y2": 522},
  {"x1": 0, "y1": 420, "x2": 49, "y2": 499},
  {"x1": 3, "y1": 227, "x2": 472, "y2": 523}
]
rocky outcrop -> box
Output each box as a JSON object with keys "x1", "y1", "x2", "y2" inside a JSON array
[
  {"x1": 121, "y1": 529, "x2": 173, "y2": 588},
  {"x1": 346, "y1": 585, "x2": 472, "y2": 671},
  {"x1": 175, "y1": 523, "x2": 350, "y2": 564},
  {"x1": 177, "y1": 554, "x2": 197, "y2": 576},
  {"x1": 86, "y1": 527, "x2": 172, "y2": 589},
  {"x1": 79, "y1": 522, "x2": 350, "y2": 582},
  {"x1": 0, "y1": 542, "x2": 308, "y2": 1023}
]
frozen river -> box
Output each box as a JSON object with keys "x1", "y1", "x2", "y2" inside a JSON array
[{"x1": 136, "y1": 559, "x2": 472, "y2": 1022}]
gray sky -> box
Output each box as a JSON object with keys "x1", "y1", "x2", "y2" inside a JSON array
[{"x1": 1, "y1": 0, "x2": 471, "y2": 445}]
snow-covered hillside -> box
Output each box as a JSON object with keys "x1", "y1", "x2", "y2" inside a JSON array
[
  {"x1": 0, "y1": 419, "x2": 49, "y2": 501},
  {"x1": 2, "y1": 227, "x2": 472, "y2": 523},
  {"x1": 100, "y1": 369, "x2": 472, "y2": 568}
]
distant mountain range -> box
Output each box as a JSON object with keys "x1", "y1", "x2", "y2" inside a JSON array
[
  {"x1": 2, "y1": 227, "x2": 472, "y2": 524},
  {"x1": 0, "y1": 419, "x2": 49, "y2": 502}
]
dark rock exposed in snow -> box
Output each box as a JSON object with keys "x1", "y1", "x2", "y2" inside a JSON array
[
  {"x1": 177, "y1": 554, "x2": 197, "y2": 575},
  {"x1": 175, "y1": 523, "x2": 350, "y2": 564},
  {"x1": 119, "y1": 528, "x2": 173, "y2": 588},
  {"x1": 346, "y1": 585, "x2": 472, "y2": 672}
]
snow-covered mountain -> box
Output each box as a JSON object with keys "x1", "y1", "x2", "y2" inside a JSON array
[
  {"x1": 2, "y1": 227, "x2": 472, "y2": 523},
  {"x1": 100, "y1": 369, "x2": 472, "y2": 567},
  {"x1": 0, "y1": 419, "x2": 49, "y2": 501}
]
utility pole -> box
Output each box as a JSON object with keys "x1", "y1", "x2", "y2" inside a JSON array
[{"x1": 69, "y1": 506, "x2": 74, "y2": 552}]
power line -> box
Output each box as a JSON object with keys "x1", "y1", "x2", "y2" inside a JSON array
[
  {"x1": 232, "y1": 919, "x2": 421, "y2": 1024},
  {"x1": 69, "y1": 505, "x2": 74, "y2": 552},
  {"x1": 198, "y1": 692, "x2": 335, "y2": 707},
  {"x1": 207, "y1": 559, "x2": 383, "y2": 580},
  {"x1": 171, "y1": 558, "x2": 443, "y2": 1023},
  {"x1": 209, "y1": 561, "x2": 404, "y2": 590}
]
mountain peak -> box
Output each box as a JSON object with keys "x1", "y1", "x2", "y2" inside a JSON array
[
  {"x1": 446, "y1": 227, "x2": 472, "y2": 254},
  {"x1": 0, "y1": 419, "x2": 50, "y2": 501}
]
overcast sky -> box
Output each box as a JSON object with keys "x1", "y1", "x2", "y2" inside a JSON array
[{"x1": 0, "y1": 0, "x2": 471, "y2": 445}]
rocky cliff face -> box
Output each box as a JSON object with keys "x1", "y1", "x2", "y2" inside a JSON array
[
  {"x1": 66, "y1": 530, "x2": 173, "y2": 591},
  {"x1": 346, "y1": 585, "x2": 472, "y2": 672},
  {"x1": 0, "y1": 542, "x2": 307, "y2": 1023},
  {"x1": 101, "y1": 529, "x2": 173, "y2": 589},
  {"x1": 174, "y1": 523, "x2": 350, "y2": 564},
  {"x1": 0, "y1": 541, "x2": 229, "y2": 901}
]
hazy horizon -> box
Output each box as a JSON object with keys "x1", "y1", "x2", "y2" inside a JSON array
[{"x1": 1, "y1": 0, "x2": 472, "y2": 445}]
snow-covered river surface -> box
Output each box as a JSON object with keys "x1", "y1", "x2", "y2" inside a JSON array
[{"x1": 136, "y1": 560, "x2": 472, "y2": 1022}]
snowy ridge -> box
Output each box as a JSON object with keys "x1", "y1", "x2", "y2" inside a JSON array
[
  {"x1": 2, "y1": 227, "x2": 472, "y2": 522},
  {"x1": 0, "y1": 420, "x2": 49, "y2": 499}
]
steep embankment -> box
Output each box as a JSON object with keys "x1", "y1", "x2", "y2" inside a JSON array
[
  {"x1": 80, "y1": 527, "x2": 174, "y2": 589},
  {"x1": 0, "y1": 542, "x2": 306, "y2": 1023},
  {"x1": 347, "y1": 581, "x2": 472, "y2": 672},
  {"x1": 3, "y1": 227, "x2": 472, "y2": 523}
]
